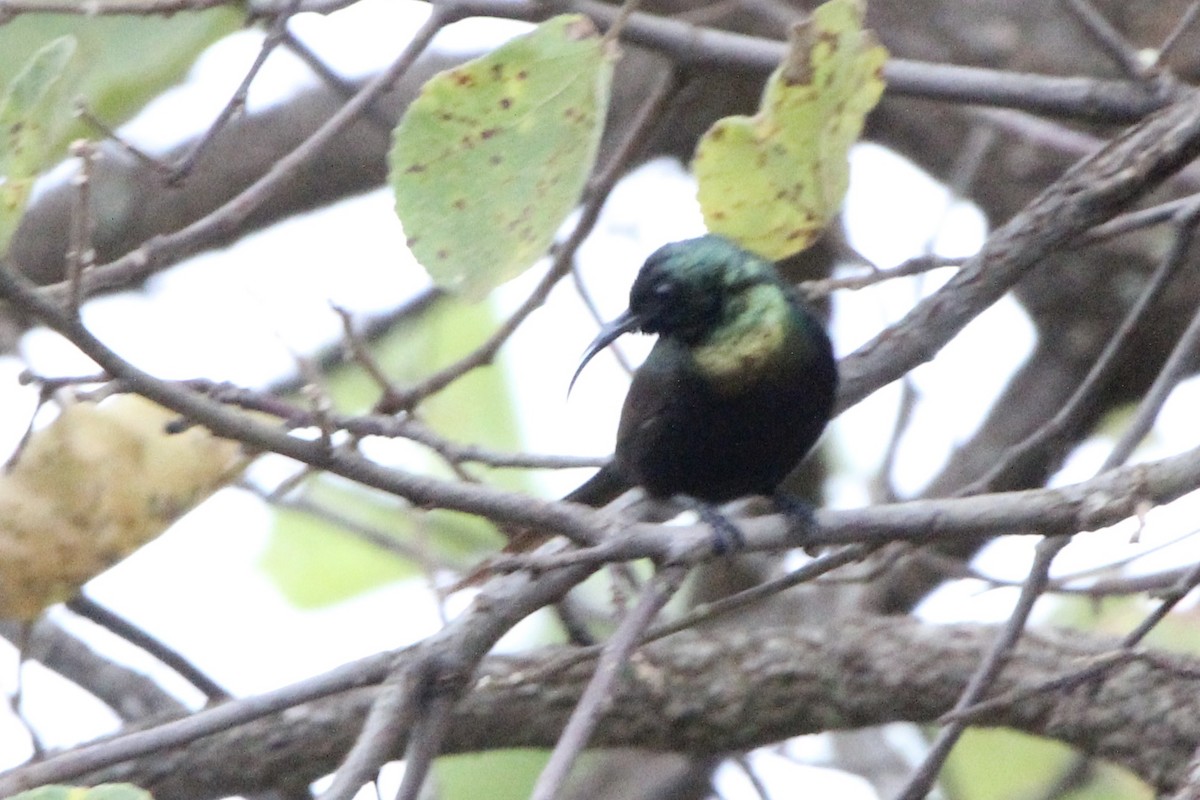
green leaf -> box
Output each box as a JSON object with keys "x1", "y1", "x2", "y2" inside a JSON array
[
  {"x1": 943, "y1": 729, "x2": 1150, "y2": 800},
  {"x1": 0, "y1": 35, "x2": 76, "y2": 255},
  {"x1": 11, "y1": 784, "x2": 154, "y2": 800},
  {"x1": 390, "y1": 14, "x2": 613, "y2": 298},
  {"x1": 693, "y1": 0, "x2": 887, "y2": 260},
  {"x1": 261, "y1": 297, "x2": 522, "y2": 607},
  {"x1": 0, "y1": 6, "x2": 241, "y2": 136},
  {"x1": 437, "y1": 750, "x2": 550, "y2": 800},
  {"x1": 259, "y1": 485, "x2": 417, "y2": 609},
  {"x1": 0, "y1": 6, "x2": 240, "y2": 256},
  {"x1": 1052, "y1": 594, "x2": 1200, "y2": 657}
]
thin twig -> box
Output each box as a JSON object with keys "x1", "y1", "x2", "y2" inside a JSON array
[
  {"x1": 328, "y1": 562, "x2": 599, "y2": 800},
  {"x1": 168, "y1": 0, "x2": 305, "y2": 184},
  {"x1": 960, "y1": 196, "x2": 1200, "y2": 496},
  {"x1": 940, "y1": 650, "x2": 1135, "y2": 724},
  {"x1": 599, "y1": 0, "x2": 643, "y2": 47},
  {"x1": 512, "y1": 545, "x2": 873, "y2": 688},
  {"x1": 895, "y1": 534, "x2": 1068, "y2": 800},
  {"x1": 255, "y1": 487, "x2": 467, "y2": 570},
  {"x1": 0, "y1": 0, "x2": 236, "y2": 17},
  {"x1": 269, "y1": 287, "x2": 442, "y2": 397},
  {"x1": 387, "y1": 416, "x2": 606, "y2": 470},
  {"x1": 330, "y1": 304, "x2": 405, "y2": 408},
  {"x1": 315, "y1": 662, "x2": 427, "y2": 800},
  {"x1": 65, "y1": 595, "x2": 230, "y2": 701},
  {"x1": 65, "y1": 140, "x2": 99, "y2": 316},
  {"x1": 570, "y1": 264, "x2": 635, "y2": 376},
  {"x1": 911, "y1": 526, "x2": 1200, "y2": 597},
  {"x1": 1085, "y1": 193, "x2": 1200, "y2": 241},
  {"x1": 280, "y1": 28, "x2": 395, "y2": 133},
  {"x1": 392, "y1": 692, "x2": 456, "y2": 800},
  {"x1": 38, "y1": 3, "x2": 459, "y2": 303},
  {"x1": 1121, "y1": 559, "x2": 1200, "y2": 647},
  {"x1": 187, "y1": 377, "x2": 605, "y2": 469},
  {"x1": 529, "y1": 565, "x2": 687, "y2": 800},
  {"x1": 1104, "y1": 258, "x2": 1200, "y2": 467},
  {"x1": 799, "y1": 255, "x2": 960, "y2": 297},
  {"x1": 74, "y1": 103, "x2": 174, "y2": 176},
  {"x1": 945, "y1": 560, "x2": 1200, "y2": 726},
  {"x1": 1060, "y1": 0, "x2": 1152, "y2": 79},
  {"x1": 1158, "y1": 2, "x2": 1200, "y2": 65},
  {"x1": 868, "y1": 378, "x2": 918, "y2": 504}
]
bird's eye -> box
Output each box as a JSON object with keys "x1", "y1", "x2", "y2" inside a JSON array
[{"x1": 653, "y1": 281, "x2": 678, "y2": 301}]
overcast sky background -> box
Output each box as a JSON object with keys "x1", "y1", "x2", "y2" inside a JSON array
[{"x1": 4, "y1": 2, "x2": 1200, "y2": 796}]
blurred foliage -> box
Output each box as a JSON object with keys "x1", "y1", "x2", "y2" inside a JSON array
[
  {"x1": 0, "y1": 4, "x2": 241, "y2": 145},
  {"x1": 939, "y1": 593, "x2": 1187, "y2": 800},
  {"x1": 1053, "y1": 594, "x2": 1200, "y2": 655},
  {"x1": 261, "y1": 295, "x2": 525, "y2": 607},
  {"x1": 10, "y1": 784, "x2": 153, "y2": 800},
  {"x1": 435, "y1": 749, "x2": 551, "y2": 800},
  {"x1": 944, "y1": 728, "x2": 1151, "y2": 800},
  {"x1": 0, "y1": 36, "x2": 75, "y2": 255}
]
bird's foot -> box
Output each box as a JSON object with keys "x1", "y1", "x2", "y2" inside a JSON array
[
  {"x1": 695, "y1": 503, "x2": 745, "y2": 555},
  {"x1": 772, "y1": 492, "x2": 818, "y2": 546}
]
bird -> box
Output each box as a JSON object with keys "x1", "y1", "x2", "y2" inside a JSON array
[
  {"x1": 457, "y1": 234, "x2": 837, "y2": 587},
  {"x1": 566, "y1": 234, "x2": 838, "y2": 518}
]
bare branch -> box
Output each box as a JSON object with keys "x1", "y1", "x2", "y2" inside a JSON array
[
  {"x1": 838, "y1": 90, "x2": 1200, "y2": 414},
  {"x1": 12, "y1": 616, "x2": 1200, "y2": 799}
]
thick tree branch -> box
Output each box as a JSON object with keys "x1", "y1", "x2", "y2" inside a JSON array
[
  {"x1": 24, "y1": 615, "x2": 1200, "y2": 799},
  {"x1": 838, "y1": 89, "x2": 1200, "y2": 412}
]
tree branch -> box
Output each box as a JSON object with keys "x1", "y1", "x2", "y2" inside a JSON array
[
  {"x1": 22, "y1": 615, "x2": 1200, "y2": 800},
  {"x1": 838, "y1": 89, "x2": 1200, "y2": 413}
]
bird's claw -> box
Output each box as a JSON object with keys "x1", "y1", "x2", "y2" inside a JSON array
[
  {"x1": 696, "y1": 503, "x2": 745, "y2": 555},
  {"x1": 772, "y1": 492, "x2": 818, "y2": 546}
]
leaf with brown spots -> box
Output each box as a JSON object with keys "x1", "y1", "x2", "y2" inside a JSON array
[
  {"x1": 389, "y1": 15, "x2": 613, "y2": 299},
  {"x1": 693, "y1": 0, "x2": 886, "y2": 260}
]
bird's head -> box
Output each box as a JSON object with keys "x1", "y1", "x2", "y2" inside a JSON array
[{"x1": 570, "y1": 235, "x2": 779, "y2": 393}]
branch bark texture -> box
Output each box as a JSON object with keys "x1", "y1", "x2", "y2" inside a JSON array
[{"x1": 64, "y1": 615, "x2": 1200, "y2": 799}]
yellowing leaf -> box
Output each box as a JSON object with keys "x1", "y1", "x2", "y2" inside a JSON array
[
  {"x1": 0, "y1": 36, "x2": 76, "y2": 256},
  {"x1": 0, "y1": 395, "x2": 247, "y2": 620},
  {"x1": 390, "y1": 14, "x2": 613, "y2": 298},
  {"x1": 693, "y1": 0, "x2": 886, "y2": 260}
]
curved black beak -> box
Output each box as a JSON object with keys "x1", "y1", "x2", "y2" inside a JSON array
[{"x1": 568, "y1": 309, "x2": 641, "y2": 396}]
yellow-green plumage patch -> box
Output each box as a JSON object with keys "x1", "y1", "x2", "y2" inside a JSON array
[{"x1": 692, "y1": 285, "x2": 795, "y2": 394}]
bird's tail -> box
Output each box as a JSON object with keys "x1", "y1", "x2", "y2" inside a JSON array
[
  {"x1": 561, "y1": 462, "x2": 627, "y2": 507},
  {"x1": 452, "y1": 463, "x2": 628, "y2": 589}
]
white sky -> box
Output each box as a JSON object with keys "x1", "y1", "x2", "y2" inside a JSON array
[{"x1": 4, "y1": 2, "x2": 1200, "y2": 797}]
